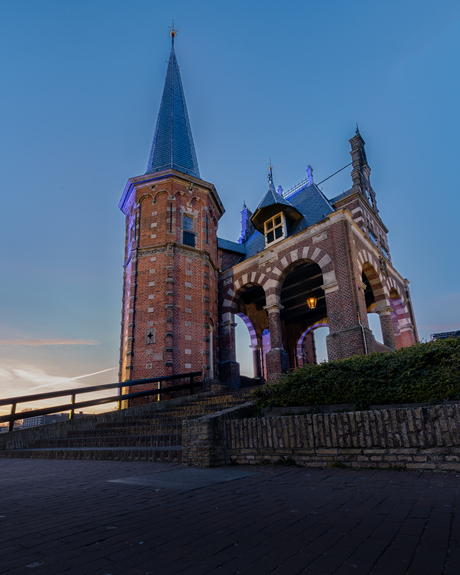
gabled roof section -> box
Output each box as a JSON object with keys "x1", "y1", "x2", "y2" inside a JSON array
[{"x1": 146, "y1": 35, "x2": 200, "y2": 178}]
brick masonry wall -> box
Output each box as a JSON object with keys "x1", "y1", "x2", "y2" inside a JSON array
[
  {"x1": 119, "y1": 170, "x2": 223, "y2": 393},
  {"x1": 182, "y1": 404, "x2": 460, "y2": 472}
]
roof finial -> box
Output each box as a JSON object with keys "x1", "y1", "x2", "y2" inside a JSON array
[
  {"x1": 169, "y1": 20, "x2": 177, "y2": 44},
  {"x1": 268, "y1": 158, "x2": 274, "y2": 184},
  {"x1": 355, "y1": 122, "x2": 360, "y2": 135},
  {"x1": 306, "y1": 165, "x2": 314, "y2": 185}
]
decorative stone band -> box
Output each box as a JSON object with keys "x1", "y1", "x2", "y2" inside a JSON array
[
  {"x1": 373, "y1": 299, "x2": 393, "y2": 316},
  {"x1": 321, "y1": 281, "x2": 339, "y2": 294},
  {"x1": 263, "y1": 303, "x2": 284, "y2": 314}
]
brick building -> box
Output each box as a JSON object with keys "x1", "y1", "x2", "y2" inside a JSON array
[{"x1": 118, "y1": 32, "x2": 418, "y2": 391}]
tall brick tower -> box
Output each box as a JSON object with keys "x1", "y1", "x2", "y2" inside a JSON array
[{"x1": 118, "y1": 30, "x2": 224, "y2": 391}]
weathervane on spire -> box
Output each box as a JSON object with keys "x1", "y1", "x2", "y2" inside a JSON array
[{"x1": 169, "y1": 20, "x2": 177, "y2": 43}]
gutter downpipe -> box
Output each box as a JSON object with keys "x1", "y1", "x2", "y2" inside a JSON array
[{"x1": 357, "y1": 313, "x2": 368, "y2": 355}]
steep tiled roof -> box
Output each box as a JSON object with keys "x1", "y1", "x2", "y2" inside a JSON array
[
  {"x1": 255, "y1": 182, "x2": 294, "y2": 212},
  {"x1": 288, "y1": 183, "x2": 334, "y2": 234},
  {"x1": 146, "y1": 38, "x2": 200, "y2": 178}
]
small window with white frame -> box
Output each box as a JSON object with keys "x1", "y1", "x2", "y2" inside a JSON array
[{"x1": 264, "y1": 213, "x2": 285, "y2": 246}]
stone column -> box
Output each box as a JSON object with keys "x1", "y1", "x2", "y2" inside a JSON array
[
  {"x1": 374, "y1": 300, "x2": 396, "y2": 349},
  {"x1": 218, "y1": 316, "x2": 240, "y2": 388},
  {"x1": 264, "y1": 303, "x2": 289, "y2": 379},
  {"x1": 250, "y1": 344, "x2": 262, "y2": 380}
]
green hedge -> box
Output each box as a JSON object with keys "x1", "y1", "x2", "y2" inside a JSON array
[{"x1": 251, "y1": 338, "x2": 460, "y2": 410}]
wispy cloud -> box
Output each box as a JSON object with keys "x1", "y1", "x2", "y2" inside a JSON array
[
  {"x1": 0, "y1": 339, "x2": 100, "y2": 347},
  {"x1": 418, "y1": 323, "x2": 460, "y2": 330},
  {"x1": 29, "y1": 368, "x2": 117, "y2": 390},
  {"x1": 0, "y1": 365, "x2": 118, "y2": 415}
]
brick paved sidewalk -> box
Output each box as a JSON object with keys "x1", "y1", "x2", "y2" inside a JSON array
[{"x1": 0, "y1": 460, "x2": 458, "y2": 575}]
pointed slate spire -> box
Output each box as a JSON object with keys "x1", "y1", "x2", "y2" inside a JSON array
[{"x1": 146, "y1": 29, "x2": 200, "y2": 178}]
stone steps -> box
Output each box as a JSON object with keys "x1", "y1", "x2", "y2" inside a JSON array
[
  {"x1": 0, "y1": 385, "x2": 256, "y2": 463},
  {"x1": 34, "y1": 434, "x2": 182, "y2": 448},
  {"x1": 0, "y1": 447, "x2": 182, "y2": 463}
]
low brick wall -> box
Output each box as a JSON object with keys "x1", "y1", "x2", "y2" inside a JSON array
[
  {"x1": 182, "y1": 403, "x2": 254, "y2": 466},
  {"x1": 182, "y1": 404, "x2": 460, "y2": 472}
]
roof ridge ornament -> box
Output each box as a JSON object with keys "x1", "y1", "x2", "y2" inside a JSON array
[
  {"x1": 268, "y1": 158, "x2": 274, "y2": 185},
  {"x1": 169, "y1": 20, "x2": 177, "y2": 43}
]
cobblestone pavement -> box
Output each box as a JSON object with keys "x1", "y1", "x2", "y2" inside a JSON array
[{"x1": 1, "y1": 459, "x2": 459, "y2": 575}]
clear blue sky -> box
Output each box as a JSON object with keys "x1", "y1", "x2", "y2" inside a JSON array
[{"x1": 1, "y1": 0, "x2": 459, "y2": 411}]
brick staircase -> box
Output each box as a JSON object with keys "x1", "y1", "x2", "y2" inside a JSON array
[{"x1": 0, "y1": 387, "x2": 254, "y2": 464}]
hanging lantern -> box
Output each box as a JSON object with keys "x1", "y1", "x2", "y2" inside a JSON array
[{"x1": 306, "y1": 293, "x2": 317, "y2": 309}]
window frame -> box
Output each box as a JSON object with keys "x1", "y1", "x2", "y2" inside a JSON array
[
  {"x1": 182, "y1": 213, "x2": 196, "y2": 248},
  {"x1": 264, "y1": 212, "x2": 286, "y2": 247}
]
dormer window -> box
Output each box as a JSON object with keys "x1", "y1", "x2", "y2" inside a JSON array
[{"x1": 264, "y1": 213, "x2": 285, "y2": 246}]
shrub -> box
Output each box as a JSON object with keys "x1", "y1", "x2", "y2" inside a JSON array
[{"x1": 251, "y1": 338, "x2": 460, "y2": 410}]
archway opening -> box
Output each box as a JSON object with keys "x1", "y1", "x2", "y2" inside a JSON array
[
  {"x1": 313, "y1": 326, "x2": 329, "y2": 363},
  {"x1": 235, "y1": 315, "x2": 253, "y2": 376},
  {"x1": 361, "y1": 270, "x2": 383, "y2": 344},
  {"x1": 234, "y1": 284, "x2": 267, "y2": 379},
  {"x1": 279, "y1": 261, "x2": 327, "y2": 368}
]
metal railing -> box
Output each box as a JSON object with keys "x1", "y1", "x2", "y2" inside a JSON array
[{"x1": 0, "y1": 372, "x2": 202, "y2": 432}]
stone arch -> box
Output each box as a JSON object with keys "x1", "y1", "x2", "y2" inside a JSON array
[
  {"x1": 153, "y1": 189, "x2": 169, "y2": 203},
  {"x1": 360, "y1": 262, "x2": 386, "y2": 305},
  {"x1": 296, "y1": 321, "x2": 329, "y2": 366},
  {"x1": 221, "y1": 273, "x2": 268, "y2": 316},
  {"x1": 138, "y1": 192, "x2": 154, "y2": 205},
  {"x1": 270, "y1": 246, "x2": 336, "y2": 301},
  {"x1": 235, "y1": 311, "x2": 258, "y2": 347},
  {"x1": 191, "y1": 196, "x2": 205, "y2": 206}
]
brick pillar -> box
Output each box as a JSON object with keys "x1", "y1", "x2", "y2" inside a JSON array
[
  {"x1": 374, "y1": 300, "x2": 396, "y2": 349},
  {"x1": 324, "y1": 280, "x2": 376, "y2": 360},
  {"x1": 250, "y1": 344, "x2": 262, "y2": 380},
  {"x1": 400, "y1": 324, "x2": 417, "y2": 347},
  {"x1": 218, "y1": 317, "x2": 240, "y2": 388},
  {"x1": 264, "y1": 303, "x2": 289, "y2": 379}
]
